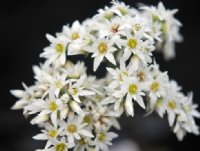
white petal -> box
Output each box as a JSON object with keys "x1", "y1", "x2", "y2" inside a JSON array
[
  {"x1": 123, "y1": 48, "x2": 132, "y2": 61},
  {"x1": 135, "y1": 95, "x2": 145, "y2": 109},
  {"x1": 105, "y1": 53, "x2": 116, "y2": 65},
  {"x1": 74, "y1": 133, "x2": 81, "y2": 140},
  {"x1": 33, "y1": 134, "x2": 47, "y2": 140},
  {"x1": 70, "y1": 101, "x2": 85, "y2": 116},
  {"x1": 51, "y1": 112, "x2": 57, "y2": 127},
  {"x1": 31, "y1": 113, "x2": 49, "y2": 125},
  {"x1": 10, "y1": 90, "x2": 24, "y2": 98},
  {"x1": 125, "y1": 94, "x2": 134, "y2": 116},
  {"x1": 106, "y1": 67, "x2": 116, "y2": 76},
  {"x1": 79, "y1": 130, "x2": 94, "y2": 138},
  {"x1": 46, "y1": 34, "x2": 55, "y2": 43},
  {"x1": 11, "y1": 99, "x2": 27, "y2": 110},
  {"x1": 60, "y1": 52, "x2": 66, "y2": 65},
  {"x1": 72, "y1": 95, "x2": 81, "y2": 103},
  {"x1": 168, "y1": 111, "x2": 175, "y2": 127},
  {"x1": 78, "y1": 90, "x2": 95, "y2": 96},
  {"x1": 93, "y1": 55, "x2": 103, "y2": 71},
  {"x1": 68, "y1": 135, "x2": 74, "y2": 143},
  {"x1": 60, "y1": 108, "x2": 69, "y2": 120}
]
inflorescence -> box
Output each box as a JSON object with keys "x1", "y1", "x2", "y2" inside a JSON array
[{"x1": 11, "y1": 1, "x2": 199, "y2": 151}]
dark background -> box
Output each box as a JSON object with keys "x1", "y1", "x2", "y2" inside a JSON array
[{"x1": 0, "y1": 0, "x2": 200, "y2": 151}]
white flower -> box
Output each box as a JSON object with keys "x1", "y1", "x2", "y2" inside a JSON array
[
  {"x1": 141, "y1": 2, "x2": 182, "y2": 60},
  {"x1": 60, "y1": 116, "x2": 94, "y2": 143},
  {"x1": 92, "y1": 103, "x2": 121, "y2": 130},
  {"x1": 113, "y1": 76, "x2": 146, "y2": 116},
  {"x1": 26, "y1": 91, "x2": 64, "y2": 127},
  {"x1": 144, "y1": 69, "x2": 169, "y2": 109},
  {"x1": 94, "y1": 131, "x2": 118, "y2": 151},
  {"x1": 106, "y1": 58, "x2": 134, "y2": 88},
  {"x1": 63, "y1": 61, "x2": 86, "y2": 79},
  {"x1": 11, "y1": 83, "x2": 36, "y2": 111},
  {"x1": 98, "y1": 16, "x2": 124, "y2": 38},
  {"x1": 36, "y1": 137, "x2": 75, "y2": 151},
  {"x1": 45, "y1": 72, "x2": 69, "y2": 97},
  {"x1": 62, "y1": 21, "x2": 87, "y2": 55},
  {"x1": 165, "y1": 94, "x2": 182, "y2": 127},
  {"x1": 183, "y1": 93, "x2": 200, "y2": 118},
  {"x1": 84, "y1": 37, "x2": 117, "y2": 71},
  {"x1": 68, "y1": 74, "x2": 95, "y2": 103},
  {"x1": 40, "y1": 34, "x2": 69, "y2": 65},
  {"x1": 33, "y1": 123, "x2": 63, "y2": 149},
  {"x1": 111, "y1": 0, "x2": 137, "y2": 17},
  {"x1": 11, "y1": 1, "x2": 199, "y2": 148},
  {"x1": 74, "y1": 137, "x2": 94, "y2": 151},
  {"x1": 122, "y1": 30, "x2": 145, "y2": 61}
]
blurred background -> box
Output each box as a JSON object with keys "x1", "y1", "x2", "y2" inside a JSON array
[{"x1": 0, "y1": 0, "x2": 200, "y2": 151}]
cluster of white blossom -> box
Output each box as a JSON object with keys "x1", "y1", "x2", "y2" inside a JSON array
[{"x1": 11, "y1": 1, "x2": 199, "y2": 151}]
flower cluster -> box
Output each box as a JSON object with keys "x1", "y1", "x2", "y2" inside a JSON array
[{"x1": 11, "y1": 1, "x2": 199, "y2": 151}]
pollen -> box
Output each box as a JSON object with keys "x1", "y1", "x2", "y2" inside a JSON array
[
  {"x1": 55, "y1": 143, "x2": 66, "y2": 151},
  {"x1": 49, "y1": 102, "x2": 58, "y2": 111},
  {"x1": 150, "y1": 82, "x2": 159, "y2": 92},
  {"x1": 98, "y1": 42, "x2": 108, "y2": 54},
  {"x1": 168, "y1": 100, "x2": 177, "y2": 110},
  {"x1": 71, "y1": 32, "x2": 80, "y2": 40},
  {"x1": 127, "y1": 38, "x2": 138, "y2": 49},
  {"x1": 67, "y1": 124, "x2": 77, "y2": 134},
  {"x1": 128, "y1": 84, "x2": 138, "y2": 94},
  {"x1": 48, "y1": 130, "x2": 57, "y2": 138},
  {"x1": 98, "y1": 132, "x2": 106, "y2": 142},
  {"x1": 55, "y1": 43, "x2": 65, "y2": 54}
]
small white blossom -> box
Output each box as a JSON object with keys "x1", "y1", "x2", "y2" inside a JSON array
[{"x1": 60, "y1": 116, "x2": 94, "y2": 143}]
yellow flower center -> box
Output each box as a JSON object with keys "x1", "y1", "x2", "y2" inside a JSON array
[
  {"x1": 79, "y1": 138, "x2": 87, "y2": 145},
  {"x1": 98, "y1": 132, "x2": 106, "y2": 142},
  {"x1": 150, "y1": 82, "x2": 159, "y2": 92},
  {"x1": 127, "y1": 38, "x2": 138, "y2": 49},
  {"x1": 83, "y1": 115, "x2": 91, "y2": 124},
  {"x1": 156, "y1": 98, "x2": 163, "y2": 108},
  {"x1": 55, "y1": 43, "x2": 65, "y2": 54},
  {"x1": 55, "y1": 143, "x2": 66, "y2": 151},
  {"x1": 128, "y1": 84, "x2": 138, "y2": 94},
  {"x1": 71, "y1": 32, "x2": 80, "y2": 40},
  {"x1": 73, "y1": 88, "x2": 78, "y2": 95},
  {"x1": 118, "y1": 7, "x2": 128, "y2": 16},
  {"x1": 98, "y1": 42, "x2": 108, "y2": 54},
  {"x1": 55, "y1": 81, "x2": 62, "y2": 89},
  {"x1": 168, "y1": 100, "x2": 177, "y2": 110},
  {"x1": 104, "y1": 11, "x2": 114, "y2": 20},
  {"x1": 133, "y1": 24, "x2": 142, "y2": 32},
  {"x1": 161, "y1": 21, "x2": 168, "y2": 34},
  {"x1": 152, "y1": 14, "x2": 160, "y2": 22},
  {"x1": 49, "y1": 102, "x2": 58, "y2": 111},
  {"x1": 67, "y1": 124, "x2": 77, "y2": 134},
  {"x1": 48, "y1": 130, "x2": 57, "y2": 138}
]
